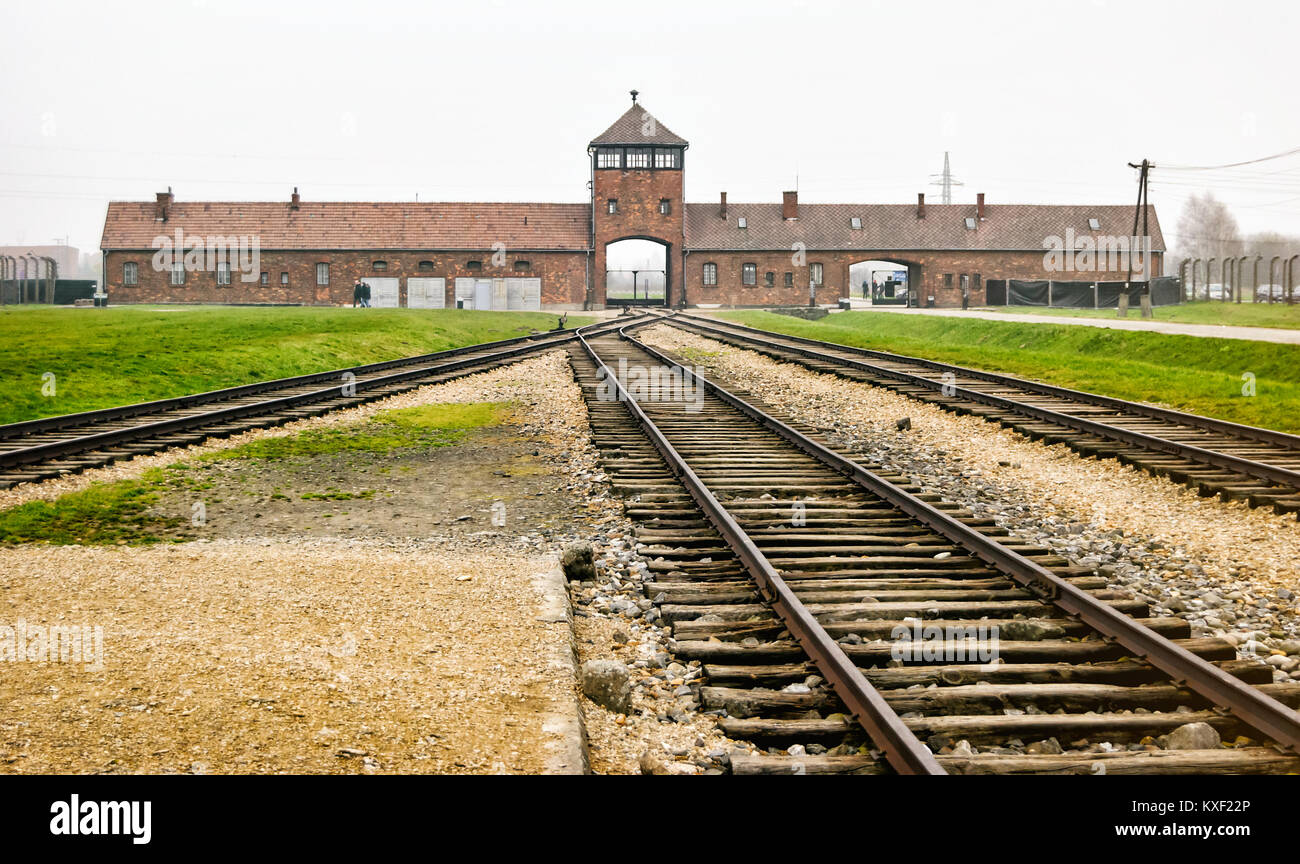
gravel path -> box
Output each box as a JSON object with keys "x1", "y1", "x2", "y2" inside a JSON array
[{"x1": 641, "y1": 325, "x2": 1300, "y2": 681}]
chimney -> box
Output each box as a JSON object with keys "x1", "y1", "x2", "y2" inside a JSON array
[
  {"x1": 155, "y1": 187, "x2": 174, "y2": 221},
  {"x1": 290, "y1": 187, "x2": 301, "y2": 210},
  {"x1": 916, "y1": 193, "x2": 925, "y2": 219},
  {"x1": 719, "y1": 191, "x2": 727, "y2": 219},
  {"x1": 782, "y1": 190, "x2": 798, "y2": 220},
  {"x1": 977, "y1": 192, "x2": 985, "y2": 220}
]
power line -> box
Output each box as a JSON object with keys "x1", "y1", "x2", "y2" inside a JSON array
[{"x1": 1158, "y1": 146, "x2": 1300, "y2": 171}]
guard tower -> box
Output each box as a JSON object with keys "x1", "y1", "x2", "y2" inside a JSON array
[{"x1": 589, "y1": 91, "x2": 687, "y2": 307}]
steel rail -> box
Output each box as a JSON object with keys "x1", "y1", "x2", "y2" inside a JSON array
[
  {"x1": 0, "y1": 316, "x2": 647, "y2": 471},
  {"x1": 666, "y1": 314, "x2": 1300, "y2": 491},
  {"x1": 623, "y1": 327, "x2": 1300, "y2": 755},
  {"x1": 0, "y1": 319, "x2": 635, "y2": 441},
  {"x1": 673, "y1": 311, "x2": 1300, "y2": 453},
  {"x1": 577, "y1": 328, "x2": 946, "y2": 775}
]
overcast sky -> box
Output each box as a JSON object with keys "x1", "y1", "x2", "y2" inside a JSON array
[{"x1": 2, "y1": 0, "x2": 1297, "y2": 255}]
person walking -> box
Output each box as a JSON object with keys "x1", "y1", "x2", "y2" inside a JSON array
[
  {"x1": 360, "y1": 281, "x2": 372, "y2": 308},
  {"x1": 352, "y1": 279, "x2": 363, "y2": 308}
]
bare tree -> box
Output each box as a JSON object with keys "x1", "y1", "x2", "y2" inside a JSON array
[{"x1": 1174, "y1": 192, "x2": 1241, "y2": 265}]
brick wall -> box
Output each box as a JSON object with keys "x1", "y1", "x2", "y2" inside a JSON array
[
  {"x1": 103, "y1": 249, "x2": 590, "y2": 307},
  {"x1": 683, "y1": 249, "x2": 1164, "y2": 307}
]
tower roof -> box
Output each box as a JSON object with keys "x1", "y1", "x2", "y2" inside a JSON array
[{"x1": 589, "y1": 104, "x2": 687, "y2": 147}]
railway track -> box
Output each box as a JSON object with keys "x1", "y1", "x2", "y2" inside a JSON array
[
  {"x1": 0, "y1": 317, "x2": 650, "y2": 488},
  {"x1": 570, "y1": 319, "x2": 1300, "y2": 775},
  {"x1": 660, "y1": 312, "x2": 1300, "y2": 518}
]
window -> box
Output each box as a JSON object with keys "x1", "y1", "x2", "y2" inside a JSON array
[
  {"x1": 513, "y1": 260, "x2": 531, "y2": 272},
  {"x1": 702, "y1": 262, "x2": 717, "y2": 286},
  {"x1": 737, "y1": 217, "x2": 747, "y2": 229},
  {"x1": 170, "y1": 263, "x2": 185, "y2": 285},
  {"x1": 595, "y1": 147, "x2": 621, "y2": 169},
  {"x1": 964, "y1": 217, "x2": 977, "y2": 230},
  {"x1": 216, "y1": 261, "x2": 231, "y2": 285},
  {"x1": 810, "y1": 263, "x2": 823, "y2": 286},
  {"x1": 659, "y1": 198, "x2": 671, "y2": 215},
  {"x1": 960, "y1": 274, "x2": 970, "y2": 294},
  {"x1": 784, "y1": 272, "x2": 793, "y2": 288},
  {"x1": 944, "y1": 273, "x2": 954, "y2": 289},
  {"x1": 123, "y1": 262, "x2": 138, "y2": 285},
  {"x1": 1088, "y1": 217, "x2": 1101, "y2": 230},
  {"x1": 625, "y1": 147, "x2": 651, "y2": 168},
  {"x1": 281, "y1": 272, "x2": 289, "y2": 285},
  {"x1": 372, "y1": 260, "x2": 388, "y2": 271},
  {"x1": 972, "y1": 273, "x2": 982, "y2": 295},
  {"x1": 850, "y1": 216, "x2": 862, "y2": 230},
  {"x1": 765, "y1": 271, "x2": 775, "y2": 287},
  {"x1": 655, "y1": 148, "x2": 679, "y2": 168},
  {"x1": 607, "y1": 199, "x2": 618, "y2": 214},
  {"x1": 654, "y1": 148, "x2": 680, "y2": 169},
  {"x1": 467, "y1": 260, "x2": 482, "y2": 271},
  {"x1": 742, "y1": 263, "x2": 757, "y2": 286},
  {"x1": 316, "y1": 263, "x2": 330, "y2": 285},
  {"x1": 418, "y1": 260, "x2": 435, "y2": 272},
  {"x1": 260, "y1": 271, "x2": 269, "y2": 285}
]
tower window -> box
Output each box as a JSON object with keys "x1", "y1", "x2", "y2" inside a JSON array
[
  {"x1": 702, "y1": 262, "x2": 717, "y2": 286},
  {"x1": 607, "y1": 199, "x2": 618, "y2": 214},
  {"x1": 595, "y1": 147, "x2": 621, "y2": 169},
  {"x1": 659, "y1": 198, "x2": 671, "y2": 215},
  {"x1": 654, "y1": 148, "x2": 680, "y2": 169},
  {"x1": 742, "y1": 263, "x2": 757, "y2": 286},
  {"x1": 625, "y1": 147, "x2": 651, "y2": 168}
]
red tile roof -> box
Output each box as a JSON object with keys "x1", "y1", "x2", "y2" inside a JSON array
[
  {"x1": 684, "y1": 203, "x2": 1165, "y2": 252},
  {"x1": 101, "y1": 201, "x2": 592, "y2": 251},
  {"x1": 589, "y1": 105, "x2": 688, "y2": 147}
]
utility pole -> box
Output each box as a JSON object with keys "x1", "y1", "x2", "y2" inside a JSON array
[
  {"x1": 1124, "y1": 158, "x2": 1153, "y2": 318},
  {"x1": 929, "y1": 151, "x2": 964, "y2": 205}
]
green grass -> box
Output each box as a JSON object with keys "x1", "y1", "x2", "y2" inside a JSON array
[
  {"x1": 0, "y1": 306, "x2": 589, "y2": 425},
  {"x1": 714, "y1": 310, "x2": 1300, "y2": 434},
  {"x1": 987, "y1": 301, "x2": 1300, "y2": 330},
  {"x1": 201, "y1": 401, "x2": 510, "y2": 462},
  {"x1": 0, "y1": 472, "x2": 181, "y2": 545}
]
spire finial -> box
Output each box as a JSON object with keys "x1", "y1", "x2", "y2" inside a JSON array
[{"x1": 630, "y1": 89, "x2": 639, "y2": 104}]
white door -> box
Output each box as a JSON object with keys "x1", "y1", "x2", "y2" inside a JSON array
[
  {"x1": 522, "y1": 278, "x2": 541, "y2": 311},
  {"x1": 454, "y1": 277, "x2": 475, "y2": 309},
  {"x1": 407, "y1": 277, "x2": 445, "y2": 309},
  {"x1": 369, "y1": 277, "x2": 400, "y2": 308},
  {"x1": 474, "y1": 279, "x2": 493, "y2": 311},
  {"x1": 506, "y1": 278, "x2": 524, "y2": 310}
]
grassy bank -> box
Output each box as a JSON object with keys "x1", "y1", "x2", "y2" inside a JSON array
[
  {"x1": 0, "y1": 306, "x2": 586, "y2": 425},
  {"x1": 714, "y1": 310, "x2": 1300, "y2": 434},
  {"x1": 987, "y1": 301, "x2": 1300, "y2": 330}
]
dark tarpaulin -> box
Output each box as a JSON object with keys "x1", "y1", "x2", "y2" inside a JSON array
[
  {"x1": 1050, "y1": 280, "x2": 1097, "y2": 308},
  {"x1": 1008, "y1": 280, "x2": 1049, "y2": 305},
  {"x1": 985, "y1": 279, "x2": 1007, "y2": 305}
]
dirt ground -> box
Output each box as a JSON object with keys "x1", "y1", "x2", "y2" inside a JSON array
[{"x1": 0, "y1": 353, "x2": 598, "y2": 774}]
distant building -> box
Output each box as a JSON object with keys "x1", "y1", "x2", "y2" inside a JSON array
[{"x1": 100, "y1": 99, "x2": 1163, "y2": 309}]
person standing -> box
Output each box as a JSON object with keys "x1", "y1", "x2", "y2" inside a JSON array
[{"x1": 352, "y1": 279, "x2": 363, "y2": 308}]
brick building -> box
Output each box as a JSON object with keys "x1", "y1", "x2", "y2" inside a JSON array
[{"x1": 100, "y1": 97, "x2": 1163, "y2": 309}]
